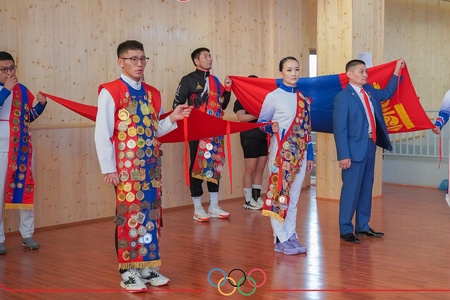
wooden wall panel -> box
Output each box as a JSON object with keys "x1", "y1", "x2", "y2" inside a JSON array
[
  {"x1": 316, "y1": 0, "x2": 386, "y2": 200},
  {"x1": 0, "y1": 0, "x2": 314, "y2": 231},
  {"x1": 315, "y1": 0, "x2": 354, "y2": 200},
  {"x1": 384, "y1": 0, "x2": 450, "y2": 108}
]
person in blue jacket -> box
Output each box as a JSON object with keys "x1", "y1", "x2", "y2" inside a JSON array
[{"x1": 333, "y1": 58, "x2": 404, "y2": 244}]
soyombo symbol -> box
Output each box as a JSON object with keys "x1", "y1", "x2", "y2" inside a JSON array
[{"x1": 207, "y1": 267, "x2": 267, "y2": 296}]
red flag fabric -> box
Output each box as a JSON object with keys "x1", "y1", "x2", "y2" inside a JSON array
[
  {"x1": 230, "y1": 60, "x2": 434, "y2": 134},
  {"x1": 40, "y1": 92, "x2": 97, "y2": 121},
  {"x1": 362, "y1": 60, "x2": 433, "y2": 133},
  {"x1": 41, "y1": 92, "x2": 267, "y2": 142},
  {"x1": 158, "y1": 109, "x2": 266, "y2": 143}
]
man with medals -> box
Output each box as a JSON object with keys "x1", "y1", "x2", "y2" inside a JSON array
[
  {"x1": 258, "y1": 57, "x2": 314, "y2": 255},
  {"x1": 0, "y1": 51, "x2": 46, "y2": 255},
  {"x1": 172, "y1": 47, "x2": 232, "y2": 222},
  {"x1": 94, "y1": 40, "x2": 191, "y2": 292}
]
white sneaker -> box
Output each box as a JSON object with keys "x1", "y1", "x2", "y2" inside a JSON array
[
  {"x1": 120, "y1": 269, "x2": 147, "y2": 292},
  {"x1": 243, "y1": 199, "x2": 263, "y2": 210},
  {"x1": 208, "y1": 206, "x2": 230, "y2": 218},
  {"x1": 193, "y1": 207, "x2": 210, "y2": 222},
  {"x1": 256, "y1": 197, "x2": 264, "y2": 207},
  {"x1": 446, "y1": 194, "x2": 450, "y2": 208},
  {"x1": 138, "y1": 268, "x2": 170, "y2": 286}
]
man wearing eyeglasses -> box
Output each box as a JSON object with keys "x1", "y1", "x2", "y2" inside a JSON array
[
  {"x1": 172, "y1": 47, "x2": 232, "y2": 222},
  {"x1": 94, "y1": 40, "x2": 191, "y2": 293},
  {"x1": 0, "y1": 51, "x2": 47, "y2": 255}
]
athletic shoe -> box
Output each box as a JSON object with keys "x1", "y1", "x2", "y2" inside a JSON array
[
  {"x1": 208, "y1": 206, "x2": 230, "y2": 218},
  {"x1": 120, "y1": 269, "x2": 147, "y2": 292},
  {"x1": 243, "y1": 199, "x2": 263, "y2": 210},
  {"x1": 288, "y1": 235, "x2": 307, "y2": 253},
  {"x1": 256, "y1": 197, "x2": 264, "y2": 207},
  {"x1": 193, "y1": 207, "x2": 210, "y2": 222},
  {"x1": 274, "y1": 240, "x2": 302, "y2": 255},
  {"x1": 0, "y1": 243, "x2": 6, "y2": 255},
  {"x1": 22, "y1": 237, "x2": 40, "y2": 250},
  {"x1": 446, "y1": 193, "x2": 450, "y2": 208},
  {"x1": 139, "y1": 268, "x2": 170, "y2": 286}
]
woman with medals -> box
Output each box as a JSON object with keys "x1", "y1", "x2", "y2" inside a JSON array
[
  {"x1": 258, "y1": 57, "x2": 314, "y2": 255},
  {"x1": 95, "y1": 40, "x2": 191, "y2": 292}
]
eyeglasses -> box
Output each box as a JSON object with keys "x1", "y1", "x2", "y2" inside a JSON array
[
  {"x1": 120, "y1": 57, "x2": 149, "y2": 65},
  {"x1": 0, "y1": 65, "x2": 17, "y2": 74}
]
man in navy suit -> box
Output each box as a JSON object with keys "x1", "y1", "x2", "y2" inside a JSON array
[{"x1": 333, "y1": 58, "x2": 405, "y2": 243}]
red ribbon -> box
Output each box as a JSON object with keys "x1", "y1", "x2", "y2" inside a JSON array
[
  {"x1": 183, "y1": 117, "x2": 190, "y2": 186},
  {"x1": 226, "y1": 122, "x2": 232, "y2": 194}
]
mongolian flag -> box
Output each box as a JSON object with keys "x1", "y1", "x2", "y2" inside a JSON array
[{"x1": 230, "y1": 60, "x2": 434, "y2": 134}]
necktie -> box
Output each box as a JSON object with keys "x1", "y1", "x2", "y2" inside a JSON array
[{"x1": 361, "y1": 88, "x2": 376, "y2": 143}]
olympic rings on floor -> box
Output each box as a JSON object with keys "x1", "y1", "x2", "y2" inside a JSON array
[
  {"x1": 207, "y1": 267, "x2": 267, "y2": 296},
  {"x1": 207, "y1": 268, "x2": 226, "y2": 287},
  {"x1": 248, "y1": 268, "x2": 267, "y2": 287},
  {"x1": 217, "y1": 277, "x2": 236, "y2": 296},
  {"x1": 237, "y1": 276, "x2": 257, "y2": 296},
  {"x1": 228, "y1": 268, "x2": 246, "y2": 287}
]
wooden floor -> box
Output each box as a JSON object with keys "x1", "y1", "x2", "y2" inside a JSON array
[{"x1": 0, "y1": 184, "x2": 449, "y2": 300}]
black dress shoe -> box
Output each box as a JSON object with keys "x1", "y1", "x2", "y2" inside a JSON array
[
  {"x1": 340, "y1": 233, "x2": 360, "y2": 243},
  {"x1": 355, "y1": 228, "x2": 384, "y2": 238}
]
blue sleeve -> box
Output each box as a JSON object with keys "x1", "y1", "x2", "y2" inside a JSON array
[
  {"x1": 307, "y1": 142, "x2": 314, "y2": 161},
  {"x1": 261, "y1": 124, "x2": 274, "y2": 134},
  {"x1": 435, "y1": 90, "x2": 450, "y2": 130},
  {"x1": 434, "y1": 110, "x2": 450, "y2": 130},
  {"x1": 365, "y1": 74, "x2": 399, "y2": 103},
  {"x1": 333, "y1": 91, "x2": 351, "y2": 160},
  {"x1": 30, "y1": 102, "x2": 47, "y2": 122},
  {"x1": 0, "y1": 88, "x2": 11, "y2": 106}
]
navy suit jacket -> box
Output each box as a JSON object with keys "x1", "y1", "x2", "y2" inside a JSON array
[{"x1": 333, "y1": 75, "x2": 398, "y2": 162}]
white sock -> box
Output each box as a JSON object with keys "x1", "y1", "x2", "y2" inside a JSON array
[
  {"x1": 209, "y1": 192, "x2": 219, "y2": 208},
  {"x1": 192, "y1": 196, "x2": 203, "y2": 210},
  {"x1": 244, "y1": 188, "x2": 253, "y2": 202},
  {"x1": 252, "y1": 184, "x2": 262, "y2": 190}
]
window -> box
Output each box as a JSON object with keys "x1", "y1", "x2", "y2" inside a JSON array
[{"x1": 309, "y1": 50, "x2": 317, "y2": 77}]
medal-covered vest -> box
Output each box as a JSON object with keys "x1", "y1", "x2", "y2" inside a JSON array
[
  {"x1": 262, "y1": 91, "x2": 312, "y2": 223},
  {"x1": 99, "y1": 79, "x2": 163, "y2": 269},
  {"x1": 191, "y1": 75, "x2": 226, "y2": 184},
  {"x1": 4, "y1": 84, "x2": 37, "y2": 210}
]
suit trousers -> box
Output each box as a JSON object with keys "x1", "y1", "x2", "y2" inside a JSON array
[{"x1": 339, "y1": 140, "x2": 376, "y2": 234}]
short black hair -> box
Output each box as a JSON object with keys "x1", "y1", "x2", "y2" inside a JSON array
[
  {"x1": 117, "y1": 40, "x2": 144, "y2": 58},
  {"x1": 345, "y1": 59, "x2": 366, "y2": 72},
  {"x1": 279, "y1": 56, "x2": 299, "y2": 72},
  {"x1": 0, "y1": 51, "x2": 15, "y2": 63},
  {"x1": 191, "y1": 47, "x2": 210, "y2": 66}
]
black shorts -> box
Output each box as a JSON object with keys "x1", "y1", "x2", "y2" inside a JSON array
[{"x1": 240, "y1": 137, "x2": 268, "y2": 159}]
